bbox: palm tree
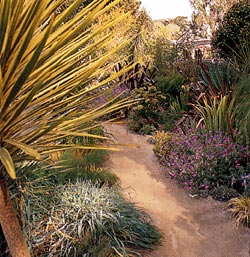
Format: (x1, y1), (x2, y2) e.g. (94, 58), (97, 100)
(0, 0), (135, 256)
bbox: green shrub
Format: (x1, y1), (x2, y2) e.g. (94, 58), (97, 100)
(156, 71), (185, 97)
(139, 124), (157, 135)
(128, 69), (190, 134)
(128, 86), (167, 132)
(54, 149), (118, 185)
(23, 181), (161, 256)
(211, 186), (239, 202)
(162, 113), (182, 131)
(62, 149), (108, 169)
(212, 0), (250, 60)
(128, 112), (145, 133)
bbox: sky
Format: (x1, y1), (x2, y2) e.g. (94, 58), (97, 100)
(140, 0), (193, 20)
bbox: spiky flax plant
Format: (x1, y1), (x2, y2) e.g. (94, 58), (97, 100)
(0, 0), (136, 256)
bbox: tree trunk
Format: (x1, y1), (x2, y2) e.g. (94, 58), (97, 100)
(0, 171), (30, 257)
(0, 224), (8, 256)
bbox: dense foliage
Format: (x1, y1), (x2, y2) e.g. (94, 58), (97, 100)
(190, 0), (237, 37)
(212, 0), (250, 60)
(23, 180), (161, 256)
(0, 0), (140, 256)
(129, 85), (167, 134)
(153, 129), (250, 200)
(2, 123), (161, 256)
(1, 0), (250, 254)
(119, 0), (250, 229)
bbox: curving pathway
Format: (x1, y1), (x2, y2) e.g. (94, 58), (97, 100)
(106, 121), (250, 257)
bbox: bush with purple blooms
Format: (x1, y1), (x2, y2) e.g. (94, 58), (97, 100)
(154, 129), (250, 199)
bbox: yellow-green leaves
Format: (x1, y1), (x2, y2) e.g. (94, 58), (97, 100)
(4, 139), (41, 160)
(0, 147), (16, 179)
(0, 0), (136, 179)
(194, 94), (235, 133)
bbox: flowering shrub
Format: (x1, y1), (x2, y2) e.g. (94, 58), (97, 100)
(92, 83), (130, 108)
(154, 128), (250, 198)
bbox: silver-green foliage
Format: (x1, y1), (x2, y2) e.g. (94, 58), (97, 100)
(23, 181), (161, 256)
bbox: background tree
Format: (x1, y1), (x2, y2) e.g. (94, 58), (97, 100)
(126, 8), (154, 63)
(88, 0), (153, 65)
(151, 20), (173, 74)
(211, 0), (250, 66)
(190, 0), (238, 37)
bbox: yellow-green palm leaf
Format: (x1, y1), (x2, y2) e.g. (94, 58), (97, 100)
(0, 0), (136, 179)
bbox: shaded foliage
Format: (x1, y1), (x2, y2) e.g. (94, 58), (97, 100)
(212, 0), (250, 60)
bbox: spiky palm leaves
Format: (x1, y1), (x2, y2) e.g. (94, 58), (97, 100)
(0, 0), (135, 179)
(0, 0), (135, 256)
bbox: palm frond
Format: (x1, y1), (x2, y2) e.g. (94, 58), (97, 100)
(0, 0), (136, 178)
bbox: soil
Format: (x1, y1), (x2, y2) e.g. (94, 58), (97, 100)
(105, 121), (250, 257)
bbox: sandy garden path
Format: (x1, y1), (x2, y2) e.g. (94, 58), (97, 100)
(106, 121), (250, 257)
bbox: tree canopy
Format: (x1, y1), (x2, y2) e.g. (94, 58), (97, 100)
(211, 0), (250, 60)
(190, 0), (238, 37)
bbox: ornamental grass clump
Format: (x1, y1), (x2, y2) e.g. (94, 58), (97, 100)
(228, 196), (250, 227)
(23, 181), (161, 256)
(156, 128), (250, 198)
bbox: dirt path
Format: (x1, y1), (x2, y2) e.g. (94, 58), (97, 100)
(106, 121), (250, 257)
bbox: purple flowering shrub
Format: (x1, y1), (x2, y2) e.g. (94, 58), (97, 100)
(94, 84), (130, 107)
(154, 128), (250, 197)
(87, 83), (130, 119)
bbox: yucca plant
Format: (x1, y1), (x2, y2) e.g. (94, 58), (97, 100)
(0, 0), (137, 256)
